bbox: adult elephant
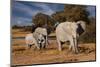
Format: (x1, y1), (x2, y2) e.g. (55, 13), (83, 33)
(56, 21), (86, 53)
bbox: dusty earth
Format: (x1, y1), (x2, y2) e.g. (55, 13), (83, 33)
(11, 29), (96, 66)
(11, 39), (96, 66)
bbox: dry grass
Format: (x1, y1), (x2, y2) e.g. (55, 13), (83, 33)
(11, 39), (96, 66)
(12, 29), (29, 38)
(11, 29), (96, 66)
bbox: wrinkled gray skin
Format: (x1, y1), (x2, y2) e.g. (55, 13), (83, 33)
(35, 27), (49, 48)
(56, 21), (86, 53)
(36, 34), (46, 49)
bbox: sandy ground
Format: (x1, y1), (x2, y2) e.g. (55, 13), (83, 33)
(11, 39), (96, 66)
(11, 29), (96, 66)
(12, 29), (29, 38)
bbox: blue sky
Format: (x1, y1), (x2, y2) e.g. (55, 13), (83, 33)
(11, 1), (96, 26)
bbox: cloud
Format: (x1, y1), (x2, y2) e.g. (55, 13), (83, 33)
(32, 3), (55, 15)
(12, 1), (35, 17)
(12, 1), (95, 26)
(13, 1), (56, 17)
(12, 1), (58, 26)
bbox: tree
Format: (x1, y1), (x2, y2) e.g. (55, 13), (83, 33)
(52, 11), (66, 22)
(32, 13), (47, 27)
(32, 13), (55, 32)
(52, 4), (89, 24)
(64, 5), (89, 22)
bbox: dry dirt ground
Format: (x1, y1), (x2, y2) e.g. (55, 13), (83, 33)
(11, 29), (96, 66)
(11, 39), (96, 66)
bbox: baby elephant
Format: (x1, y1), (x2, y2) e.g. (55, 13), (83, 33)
(25, 32), (46, 50)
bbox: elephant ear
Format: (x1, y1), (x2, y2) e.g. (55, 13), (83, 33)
(76, 21), (86, 36)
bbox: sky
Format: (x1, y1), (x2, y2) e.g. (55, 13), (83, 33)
(11, 1), (96, 26)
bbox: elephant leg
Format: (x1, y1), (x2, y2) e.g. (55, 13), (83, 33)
(57, 38), (62, 51)
(72, 37), (79, 54)
(43, 44), (46, 48)
(35, 42), (40, 50)
(68, 44), (72, 51)
(74, 38), (79, 53)
(70, 37), (76, 53)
